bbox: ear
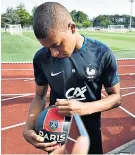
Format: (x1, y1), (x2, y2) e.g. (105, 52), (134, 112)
(68, 22), (76, 34)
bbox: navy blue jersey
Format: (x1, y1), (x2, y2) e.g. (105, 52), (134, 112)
(33, 36), (120, 131)
(33, 36), (119, 103)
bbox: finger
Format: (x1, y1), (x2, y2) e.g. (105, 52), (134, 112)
(50, 144), (65, 154)
(28, 130), (44, 142)
(45, 145), (60, 152)
(56, 99), (66, 101)
(72, 136), (89, 154)
(33, 141), (57, 149)
(56, 102), (67, 106)
(56, 102), (68, 106)
(56, 99), (69, 106)
(57, 106), (70, 110)
(44, 141), (57, 147)
(58, 110), (73, 114)
(58, 110), (72, 116)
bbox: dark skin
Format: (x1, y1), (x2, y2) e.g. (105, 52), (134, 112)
(50, 136), (89, 154)
(23, 22), (121, 152)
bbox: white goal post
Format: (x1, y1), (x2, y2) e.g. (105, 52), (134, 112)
(108, 25), (126, 32)
(5, 24), (22, 35)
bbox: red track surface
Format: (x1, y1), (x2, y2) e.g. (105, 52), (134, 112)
(1, 60), (135, 154)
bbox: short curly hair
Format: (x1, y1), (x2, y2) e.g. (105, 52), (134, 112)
(33, 2), (72, 39)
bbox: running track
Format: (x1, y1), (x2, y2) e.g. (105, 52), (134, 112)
(1, 59), (135, 154)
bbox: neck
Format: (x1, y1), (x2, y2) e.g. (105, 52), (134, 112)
(74, 32), (84, 51)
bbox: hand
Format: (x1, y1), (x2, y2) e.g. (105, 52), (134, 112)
(55, 99), (85, 116)
(50, 136), (89, 154)
(23, 129), (59, 152)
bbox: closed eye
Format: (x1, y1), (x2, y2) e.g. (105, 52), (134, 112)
(53, 44), (60, 48)
(50, 43), (60, 48)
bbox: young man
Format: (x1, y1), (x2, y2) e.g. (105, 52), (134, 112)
(23, 2), (121, 154)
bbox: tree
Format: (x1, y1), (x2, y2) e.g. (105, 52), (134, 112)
(1, 7), (20, 26)
(82, 20), (93, 27)
(76, 22), (83, 28)
(1, 15), (6, 27)
(16, 3), (32, 27)
(70, 10), (93, 28)
(93, 15), (112, 27)
(104, 14), (135, 28)
(76, 11), (89, 23)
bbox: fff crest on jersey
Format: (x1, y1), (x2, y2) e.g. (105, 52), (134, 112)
(49, 120), (59, 130)
(86, 65), (97, 80)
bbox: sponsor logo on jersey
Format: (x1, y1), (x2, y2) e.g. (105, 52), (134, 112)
(51, 71), (63, 76)
(65, 86), (87, 100)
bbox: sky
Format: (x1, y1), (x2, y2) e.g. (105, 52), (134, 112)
(1, 0), (135, 19)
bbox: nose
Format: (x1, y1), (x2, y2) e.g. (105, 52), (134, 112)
(50, 48), (59, 57)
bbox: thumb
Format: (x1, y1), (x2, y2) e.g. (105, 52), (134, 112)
(56, 99), (65, 101)
(50, 144), (65, 154)
(29, 130), (44, 142)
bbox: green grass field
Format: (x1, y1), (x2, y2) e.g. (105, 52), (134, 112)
(1, 31), (135, 62)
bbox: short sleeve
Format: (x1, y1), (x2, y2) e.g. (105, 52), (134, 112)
(101, 49), (120, 88)
(33, 56), (48, 86)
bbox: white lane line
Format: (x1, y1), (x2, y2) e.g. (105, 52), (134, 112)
(101, 93), (135, 118)
(1, 78), (34, 80)
(119, 73), (135, 75)
(1, 122), (26, 131)
(1, 73), (135, 81)
(102, 92), (135, 98)
(1, 92), (135, 131)
(24, 79), (34, 82)
(1, 66), (134, 70)
(2, 69), (33, 71)
(102, 86), (135, 91)
(122, 91), (135, 97)
(2, 65), (130, 70)
(1, 92), (50, 97)
(1, 94), (34, 102)
(2, 58), (135, 64)
(119, 106), (135, 118)
(1, 93), (34, 96)
(118, 65), (135, 67)
(129, 73), (135, 75)
(120, 86), (135, 90)
(67, 137), (76, 142)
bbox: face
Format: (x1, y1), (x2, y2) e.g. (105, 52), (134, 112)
(39, 25), (76, 58)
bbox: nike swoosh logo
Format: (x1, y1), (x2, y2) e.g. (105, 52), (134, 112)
(51, 71), (63, 76)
